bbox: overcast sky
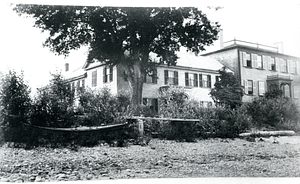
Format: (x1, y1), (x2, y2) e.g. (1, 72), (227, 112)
(1, 1), (300, 95)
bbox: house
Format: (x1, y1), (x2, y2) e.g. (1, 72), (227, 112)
(63, 51), (226, 110)
(201, 39), (300, 103)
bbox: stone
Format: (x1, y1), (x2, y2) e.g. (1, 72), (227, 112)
(57, 174), (67, 181)
(0, 178), (10, 182)
(100, 170), (108, 175)
(157, 160), (164, 165)
(29, 176), (36, 182)
(86, 174), (93, 180)
(35, 176), (44, 182)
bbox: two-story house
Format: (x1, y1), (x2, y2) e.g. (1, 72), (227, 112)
(63, 51), (225, 110)
(201, 39), (300, 103)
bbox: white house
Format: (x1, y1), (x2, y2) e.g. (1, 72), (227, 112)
(63, 51), (226, 110)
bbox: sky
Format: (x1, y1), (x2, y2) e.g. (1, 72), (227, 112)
(1, 0), (300, 95)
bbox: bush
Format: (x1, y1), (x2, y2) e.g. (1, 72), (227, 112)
(30, 73), (75, 128)
(246, 96), (300, 131)
(78, 87), (132, 126)
(0, 70), (31, 145)
(158, 86), (190, 118)
(156, 86), (251, 140)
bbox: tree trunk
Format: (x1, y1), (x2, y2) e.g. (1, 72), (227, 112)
(126, 61), (146, 106)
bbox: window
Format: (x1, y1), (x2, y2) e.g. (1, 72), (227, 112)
(185, 72), (197, 87)
(289, 60), (297, 74)
(76, 80), (80, 90)
(275, 58), (281, 71)
(258, 81), (265, 96)
(268, 57), (276, 71)
(257, 55), (263, 69)
(282, 84), (290, 97)
(244, 80), (253, 95)
(164, 70), (178, 85)
(252, 54), (263, 69)
(92, 70), (97, 87)
(72, 82), (75, 91)
(281, 59), (288, 73)
(193, 73), (198, 87)
(103, 66), (113, 83)
(241, 52), (253, 68)
(146, 69), (157, 84)
(199, 74), (211, 88)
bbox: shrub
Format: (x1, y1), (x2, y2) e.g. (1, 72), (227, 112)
(158, 85), (189, 118)
(78, 87), (132, 126)
(156, 85), (251, 140)
(0, 70), (31, 145)
(246, 96), (300, 131)
(30, 73), (75, 128)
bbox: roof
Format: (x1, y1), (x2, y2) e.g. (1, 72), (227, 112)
(202, 44), (300, 60)
(64, 66), (86, 82)
(82, 59), (105, 70)
(64, 49), (225, 81)
(175, 51), (224, 71)
(149, 50), (224, 71)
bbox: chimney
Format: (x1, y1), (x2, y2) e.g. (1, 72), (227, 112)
(219, 29), (224, 49)
(273, 42), (284, 54)
(65, 63), (69, 72)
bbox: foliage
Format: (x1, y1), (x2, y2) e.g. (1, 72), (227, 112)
(14, 5), (220, 105)
(78, 87), (132, 126)
(210, 67), (243, 109)
(246, 96), (300, 130)
(156, 86), (251, 140)
(30, 73), (75, 128)
(0, 70), (31, 144)
(264, 89), (283, 99)
(201, 105), (252, 138)
(158, 86), (189, 118)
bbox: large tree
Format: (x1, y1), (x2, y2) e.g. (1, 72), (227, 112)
(14, 5), (220, 105)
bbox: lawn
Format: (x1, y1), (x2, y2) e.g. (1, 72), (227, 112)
(1, 136), (300, 182)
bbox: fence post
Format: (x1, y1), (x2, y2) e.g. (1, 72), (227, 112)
(137, 119), (144, 137)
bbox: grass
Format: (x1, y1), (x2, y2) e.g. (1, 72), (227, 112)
(1, 137), (300, 182)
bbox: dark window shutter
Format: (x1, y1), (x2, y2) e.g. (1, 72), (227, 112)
(174, 71), (178, 85)
(109, 66), (113, 82)
(153, 98), (158, 112)
(194, 73), (198, 87)
(82, 79), (85, 90)
(103, 68), (107, 83)
(199, 74), (203, 87)
(185, 72), (189, 86)
(207, 75), (211, 88)
(153, 69), (157, 84)
(164, 70), (168, 85)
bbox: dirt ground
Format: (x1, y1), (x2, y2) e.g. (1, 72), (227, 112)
(0, 136), (300, 182)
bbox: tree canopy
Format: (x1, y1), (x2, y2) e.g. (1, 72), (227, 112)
(210, 67), (244, 109)
(14, 5), (220, 105)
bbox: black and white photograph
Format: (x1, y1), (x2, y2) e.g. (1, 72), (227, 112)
(1, 1), (300, 184)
